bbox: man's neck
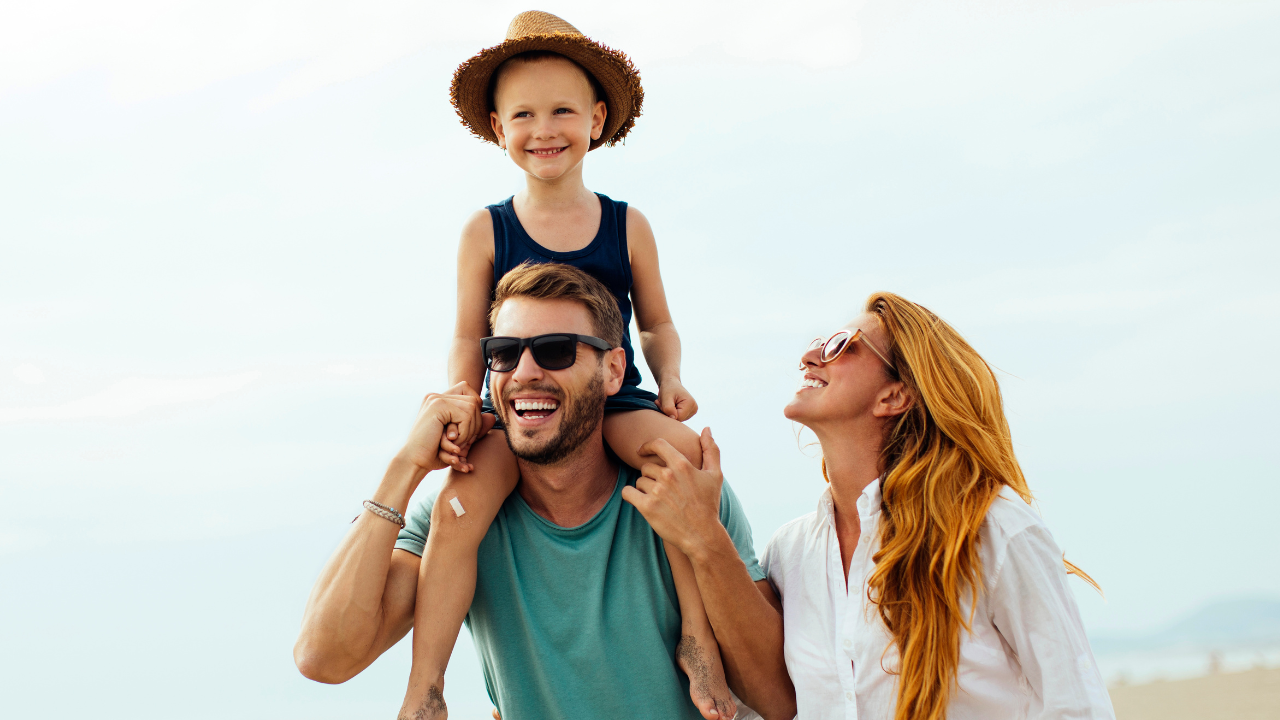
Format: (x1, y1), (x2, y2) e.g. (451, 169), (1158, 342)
(515, 431), (619, 528)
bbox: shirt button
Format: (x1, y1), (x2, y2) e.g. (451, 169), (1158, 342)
(843, 639), (852, 649)
(846, 691), (854, 701)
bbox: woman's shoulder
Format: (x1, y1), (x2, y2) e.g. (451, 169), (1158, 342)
(980, 485), (1064, 588)
(761, 509), (824, 576)
(983, 484), (1046, 539)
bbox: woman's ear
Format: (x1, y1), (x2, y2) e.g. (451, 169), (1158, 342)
(590, 99), (607, 140)
(490, 111), (506, 148)
(874, 382), (913, 419)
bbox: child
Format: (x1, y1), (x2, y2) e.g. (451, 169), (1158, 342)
(398, 10), (736, 720)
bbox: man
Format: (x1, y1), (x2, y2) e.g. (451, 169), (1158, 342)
(294, 263), (795, 720)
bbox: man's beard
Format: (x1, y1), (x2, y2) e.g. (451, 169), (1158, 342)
(497, 371), (607, 466)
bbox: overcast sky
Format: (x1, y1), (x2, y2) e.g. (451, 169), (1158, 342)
(2, 1), (1278, 718)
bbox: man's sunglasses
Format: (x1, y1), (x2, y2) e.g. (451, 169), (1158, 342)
(801, 328), (895, 371)
(481, 334), (613, 373)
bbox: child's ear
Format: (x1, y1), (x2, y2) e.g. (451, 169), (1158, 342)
(490, 111), (506, 148)
(590, 100), (607, 141)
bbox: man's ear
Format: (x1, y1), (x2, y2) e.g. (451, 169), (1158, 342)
(873, 381), (913, 419)
(590, 99), (607, 141)
(490, 111), (506, 148)
(603, 347), (626, 396)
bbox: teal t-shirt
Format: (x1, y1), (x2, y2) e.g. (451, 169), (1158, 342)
(395, 464), (765, 720)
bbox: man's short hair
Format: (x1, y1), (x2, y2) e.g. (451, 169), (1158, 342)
(489, 262), (625, 348)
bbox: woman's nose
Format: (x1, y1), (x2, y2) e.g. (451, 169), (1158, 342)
(798, 345), (823, 371)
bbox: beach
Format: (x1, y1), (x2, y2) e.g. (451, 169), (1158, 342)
(1109, 667), (1280, 720)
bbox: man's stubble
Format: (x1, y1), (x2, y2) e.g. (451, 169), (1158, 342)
(497, 367), (607, 466)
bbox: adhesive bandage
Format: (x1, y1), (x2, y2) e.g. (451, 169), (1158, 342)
(449, 495), (466, 517)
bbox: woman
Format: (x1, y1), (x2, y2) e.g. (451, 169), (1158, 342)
(762, 292), (1114, 720)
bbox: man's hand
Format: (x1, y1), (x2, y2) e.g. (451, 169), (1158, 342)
(398, 381), (496, 474)
(658, 377), (699, 421)
(622, 427), (723, 558)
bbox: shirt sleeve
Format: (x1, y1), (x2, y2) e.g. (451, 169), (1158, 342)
(394, 491), (439, 557)
(988, 524), (1115, 720)
(718, 481), (766, 582)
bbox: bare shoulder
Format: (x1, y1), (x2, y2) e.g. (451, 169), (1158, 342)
(459, 208), (495, 258)
(625, 205), (656, 262)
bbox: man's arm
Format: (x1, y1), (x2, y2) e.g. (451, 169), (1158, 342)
(293, 386), (494, 683)
(622, 430), (796, 720)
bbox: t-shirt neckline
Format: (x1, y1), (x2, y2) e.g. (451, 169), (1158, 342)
(512, 465), (629, 536)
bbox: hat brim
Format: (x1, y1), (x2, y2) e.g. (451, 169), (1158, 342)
(451, 34), (644, 151)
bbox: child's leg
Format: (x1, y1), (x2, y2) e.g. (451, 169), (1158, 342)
(604, 411), (737, 720)
(399, 430), (519, 720)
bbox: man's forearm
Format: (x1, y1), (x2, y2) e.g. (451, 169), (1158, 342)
(689, 528), (796, 720)
(294, 456), (426, 683)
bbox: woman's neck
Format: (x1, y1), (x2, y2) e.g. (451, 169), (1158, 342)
(811, 423), (884, 520)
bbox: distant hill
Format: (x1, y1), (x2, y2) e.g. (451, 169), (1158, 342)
(1093, 596), (1280, 655)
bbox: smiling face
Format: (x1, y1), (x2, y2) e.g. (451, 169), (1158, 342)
(489, 55), (607, 182)
(784, 313), (904, 430)
(490, 296), (626, 466)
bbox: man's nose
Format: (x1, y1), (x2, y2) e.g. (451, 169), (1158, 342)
(510, 347), (545, 384)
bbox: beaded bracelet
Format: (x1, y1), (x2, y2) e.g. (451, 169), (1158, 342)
(352, 499), (406, 528)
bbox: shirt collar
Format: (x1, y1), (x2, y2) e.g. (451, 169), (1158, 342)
(856, 477), (882, 522)
(816, 486), (835, 522)
(815, 477), (883, 525)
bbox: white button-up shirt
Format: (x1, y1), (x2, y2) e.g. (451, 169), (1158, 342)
(761, 480), (1114, 720)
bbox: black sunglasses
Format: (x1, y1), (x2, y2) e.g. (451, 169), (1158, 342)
(480, 334), (613, 372)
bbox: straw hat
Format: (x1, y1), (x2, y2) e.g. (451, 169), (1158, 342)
(450, 11), (644, 151)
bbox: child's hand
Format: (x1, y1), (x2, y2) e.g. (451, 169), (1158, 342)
(658, 378), (698, 421)
(399, 382), (494, 473)
(435, 382), (492, 472)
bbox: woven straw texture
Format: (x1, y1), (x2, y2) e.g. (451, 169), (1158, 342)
(451, 11), (643, 150)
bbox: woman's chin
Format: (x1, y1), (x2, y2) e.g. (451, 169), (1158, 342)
(783, 396), (807, 423)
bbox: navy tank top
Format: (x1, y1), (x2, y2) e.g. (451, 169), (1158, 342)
(488, 193), (644, 389)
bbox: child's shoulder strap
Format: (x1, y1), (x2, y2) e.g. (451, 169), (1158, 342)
(487, 196), (518, 284)
(594, 193), (631, 282)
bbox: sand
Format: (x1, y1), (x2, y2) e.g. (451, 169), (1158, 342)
(1109, 667), (1280, 720)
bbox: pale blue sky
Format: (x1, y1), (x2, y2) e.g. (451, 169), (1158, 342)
(2, 1), (1278, 717)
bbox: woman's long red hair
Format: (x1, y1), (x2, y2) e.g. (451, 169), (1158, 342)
(861, 292), (1098, 720)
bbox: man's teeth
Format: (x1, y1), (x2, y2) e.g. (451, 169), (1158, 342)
(514, 399), (559, 411)
(800, 378), (827, 389)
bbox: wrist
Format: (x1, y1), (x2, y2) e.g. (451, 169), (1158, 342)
(378, 454), (431, 509)
(684, 519), (735, 568)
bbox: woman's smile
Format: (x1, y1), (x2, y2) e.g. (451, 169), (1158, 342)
(798, 373), (828, 391)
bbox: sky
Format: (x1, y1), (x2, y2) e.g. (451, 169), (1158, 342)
(2, 0), (1278, 717)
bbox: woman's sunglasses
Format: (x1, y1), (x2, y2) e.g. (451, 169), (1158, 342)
(481, 334), (613, 373)
(801, 329), (895, 371)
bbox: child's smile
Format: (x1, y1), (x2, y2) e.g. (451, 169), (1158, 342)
(526, 145), (569, 158)
(489, 56), (606, 182)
